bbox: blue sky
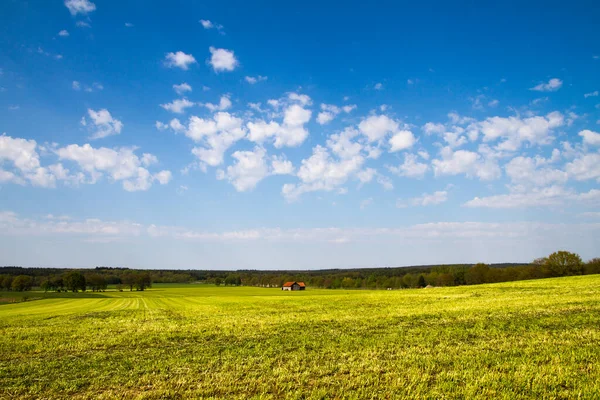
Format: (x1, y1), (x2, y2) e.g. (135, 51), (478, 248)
(1, 0), (599, 269)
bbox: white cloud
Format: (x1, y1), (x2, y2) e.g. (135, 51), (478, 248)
(155, 121), (168, 131)
(164, 51), (197, 70)
(410, 191), (448, 206)
(326, 127), (362, 159)
(464, 186), (600, 208)
(505, 156), (567, 187)
(245, 76), (267, 84)
(72, 81), (81, 90)
(1, 134), (169, 191)
(200, 19), (223, 31)
(356, 168), (376, 184)
(288, 93), (312, 106)
(317, 112), (335, 125)
(57, 143), (170, 191)
(218, 148), (293, 192)
(374, 83), (383, 90)
(271, 156), (294, 175)
(199, 20), (213, 29)
(565, 153), (600, 182)
(83, 109), (124, 140)
(282, 145), (364, 201)
(218, 147), (270, 191)
(186, 112), (246, 167)
(358, 115), (399, 142)
(584, 91), (598, 98)
(208, 47), (238, 72)
(0, 135), (52, 187)
(75, 21), (91, 28)
(141, 153), (158, 167)
(432, 147), (501, 181)
(422, 122), (445, 135)
(579, 130), (600, 146)
(160, 98), (195, 114)
(247, 103), (312, 148)
(488, 99), (499, 107)
(58, 30), (69, 37)
(468, 111), (564, 151)
(387, 153), (428, 178)
(342, 105), (357, 113)
(389, 130), (416, 152)
(124, 22), (134, 28)
(173, 83), (192, 95)
(530, 78), (563, 92)
(64, 0), (96, 16)
(201, 95), (232, 112)
(153, 170), (172, 185)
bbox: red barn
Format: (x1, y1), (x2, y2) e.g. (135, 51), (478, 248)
(282, 281), (306, 291)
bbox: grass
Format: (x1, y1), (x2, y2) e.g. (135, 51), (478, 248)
(1, 276), (599, 399)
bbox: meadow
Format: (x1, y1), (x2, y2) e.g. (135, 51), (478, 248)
(1, 276), (599, 399)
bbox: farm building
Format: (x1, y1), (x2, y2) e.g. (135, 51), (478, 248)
(282, 281), (306, 291)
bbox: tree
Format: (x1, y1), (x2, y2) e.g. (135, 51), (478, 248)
(86, 274), (107, 292)
(134, 272), (152, 291)
(585, 258), (600, 275)
(465, 263), (490, 285)
(214, 277), (222, 286)
(2, 275), (13, 291)
(417, 275), (426, 288)
(11, 275), (32, 292)
(63, 271), (86, 292)
(122, 273), (135, 291)
(542, 251), (584, 277)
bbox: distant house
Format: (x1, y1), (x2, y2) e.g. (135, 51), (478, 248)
(282, 281), (306, 291)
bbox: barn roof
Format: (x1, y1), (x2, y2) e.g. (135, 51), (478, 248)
(282, 281), (306, 287)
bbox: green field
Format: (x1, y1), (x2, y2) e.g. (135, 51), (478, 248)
(1, 276), (599, 399)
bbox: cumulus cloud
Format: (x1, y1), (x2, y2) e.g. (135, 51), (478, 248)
(358, 115), (399, 142)
(530, 78), (563, 92)
(58, 30), (69, 37)
(184, 112), (246, 167)
(398, 191), (448, 207)
(467, 111), (564, 151)
(245, 76), (267, 84)
(164, 51), (197, 70)
(584, 91), (598, 98)
(0, 134), (169, 191)
(216, 148), (294, 192)
(199, 19), (223, 32)
(247, 100), (312, 148)
(82, 109), (124, 140)
(282, 145), (364, 201)
(160, 98), (195, 114)
(505, 156), (567, 187)
(579, 130), (600, 146)
(173, 83), (192, 95)
(387, 153), (428, 178)
(389, 130), (416, 152)
(464, 186), (600, 208)
(56, 143), (170, 191)
(64, 0), (96, 15)
(208, 47), (238, 72)
(565, 153), (600, 182)
(201, 95), (232, 112)
(432, 146), (501, 181)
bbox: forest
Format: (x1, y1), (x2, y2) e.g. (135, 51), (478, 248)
(1, 251), (599, 292)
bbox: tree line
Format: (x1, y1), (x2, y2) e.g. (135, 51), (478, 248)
(1, 270), (152, 292)
(1, 251), (599, 292)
